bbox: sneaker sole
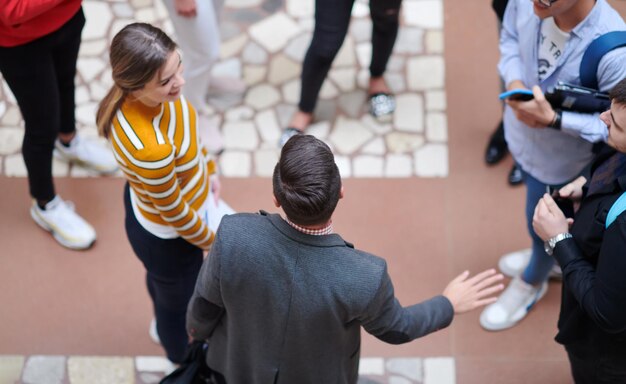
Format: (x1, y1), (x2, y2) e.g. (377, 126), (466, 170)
(498, 255), (562, 281)
(53, 148), (118, 175)
(480, 281), (549, 332)
(30, 206), (95, 250)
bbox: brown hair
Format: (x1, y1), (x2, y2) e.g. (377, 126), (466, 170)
(610, 77), (626, 106)
(273, 135), (342, 226)
(96, 23), (177, 138)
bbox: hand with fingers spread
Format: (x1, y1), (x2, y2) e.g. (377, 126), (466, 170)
(507, 85), (556, 128)
(533, 193), (574, 242)
(442, 269), (504, 314)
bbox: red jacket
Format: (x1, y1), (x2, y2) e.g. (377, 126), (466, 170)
(0, 0), (82, 47)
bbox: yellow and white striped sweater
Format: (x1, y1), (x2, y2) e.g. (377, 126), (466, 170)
(110, 96), (216, 250)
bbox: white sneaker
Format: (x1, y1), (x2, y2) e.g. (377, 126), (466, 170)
(30, 196), (96, 250)
(149, 318), (161, 345)
(54, 134), (118, 174)
(479, 276), (548, 331)
(498, 249), (562, 280)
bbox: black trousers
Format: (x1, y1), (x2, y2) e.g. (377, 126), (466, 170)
(566, 341), (626, 384)
(298, 0), (402, 113)
(124, 184), (203, 363)
(0, 9), (84, 202)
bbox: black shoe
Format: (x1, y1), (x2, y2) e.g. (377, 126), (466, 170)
(508, 164), (523, 186)
(485, 121), (508, 165)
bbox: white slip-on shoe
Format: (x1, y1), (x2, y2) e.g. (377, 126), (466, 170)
(30, 196), (96, 250)
(479, 276), (548, 331)
(498, 248), (562, 280)
(54, 134), (118, 174)
(149, 318), (161, 345)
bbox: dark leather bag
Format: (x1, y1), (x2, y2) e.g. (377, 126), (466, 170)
(160, 341), (219, 384)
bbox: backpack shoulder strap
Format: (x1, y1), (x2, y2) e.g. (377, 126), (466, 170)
(580, 31), (626, 90)
(606, 191), (626, 229)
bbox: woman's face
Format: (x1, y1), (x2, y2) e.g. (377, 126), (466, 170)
(133, 51), (185, 107)
(601, 102), (626, 153)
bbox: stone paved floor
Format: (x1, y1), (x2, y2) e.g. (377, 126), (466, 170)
(0, 0), (447, 178)
(0, 355), (455, 384)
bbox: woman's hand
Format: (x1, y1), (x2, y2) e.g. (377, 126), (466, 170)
(175, 0), (197, 17)
(442, 269), (504, 314)
(533, 193), (574, 241)
(506, 85), (556, 128)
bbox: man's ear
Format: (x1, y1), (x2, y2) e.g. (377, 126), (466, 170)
(272, 194), (281, 208)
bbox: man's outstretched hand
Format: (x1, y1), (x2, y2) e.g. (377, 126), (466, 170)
(443, 269), (504, 314)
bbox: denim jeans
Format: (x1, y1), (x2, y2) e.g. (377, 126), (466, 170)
(123, 184), (203, 363)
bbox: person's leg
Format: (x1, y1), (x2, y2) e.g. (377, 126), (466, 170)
(163, 0), (221, 110)
(521, 172), (556, 285)
(368, 0), (401, 85)
(0, 39), (59, 203)
(124, 185), (203, 363)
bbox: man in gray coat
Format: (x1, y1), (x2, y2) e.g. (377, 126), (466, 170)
(187, 135), (503, 384)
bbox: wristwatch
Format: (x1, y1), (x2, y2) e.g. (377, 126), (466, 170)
(544, 233), (572, 255)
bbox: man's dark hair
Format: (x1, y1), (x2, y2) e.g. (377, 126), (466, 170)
(273, 135), (342, 226)
(610, 77), (626, 104)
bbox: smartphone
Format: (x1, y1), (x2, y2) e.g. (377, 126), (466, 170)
(547, 186), (575, 218)
(499, 89), (534, 101)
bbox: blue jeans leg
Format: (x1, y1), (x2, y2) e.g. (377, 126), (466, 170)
(520, 171), (556, 285)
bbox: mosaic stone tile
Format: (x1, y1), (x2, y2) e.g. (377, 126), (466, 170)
(219, 150), (252, 177)
(385, 154), (413, 177)
(249, 13), (301, 53)
(130, 0), (152, 8)
(67, 356), (134, 384)
(403, 0), (444, 29)
(254, 149), (279, 176)
(262, 0), (283, 13)
(2, 81), (16, 103)
(425, 90), (447, 111)
(361, 115), (392, 135)
(387, 358), (423, 382)
(242, 41), (269, 65)
(350, 18), (372, 43)
(223, 121), (259, 150)
(255, 109), (281, 142)
(0, 356), (24, 384)
(227, 0), (263, 8)
(225, 106), (255, 121)
(307, 121), (331, 139)
(356, 42), (372, 68)
(90, 81), (110, 100)
(281, 79), (301, 105)
(243, 65), (267, 86)
(0, 127), (24, 155)
(135, 7), (158, 23)
(5, 153), (28, 177)
(386, 73), (406, 94)
(319, 81), (339, 99)
(135, 356), (175, 373)
(112, 2), (135, 18)
(79, 40), (108, 56)
(359, 357), (385, 375)
(351, 1), (370, 18)
(362, 137), (386, 155)
(297, 18), (315, 32)
(423, 357), (455, 384)
(313, 100), (338, 124)
(394, 94), (424, 132)
(77, 58), (106, 82)
(221, 35), (249, 59)
(208, 92), (244, 111)
(414, 144), (448, 177)
(268, 55), (301, 85)
(425, 30), (445, 54)
(338, 90), (367, 118)
(353, 155), (384, 177)
(220, 21), (242, 41)
(426, 112), (448, 142)
(388, 376), (412, 384)
(386, 132), (425, 154)
(82, 2), (113, 40)
(284, 33), (311, 63)
(231, 8), (266, 24)
(286, 0), (314, 18)
(76, 86), (90, 105)
(52, 158), (71, 177)
(386, 56), (405, 73)
(329, 117), (373, 154)
(329, 68), (357, 92)
(356, 68), (370, 89)
(333, 37), (356, 68)
(211, 58), (243, 79)
(245, 84), (281, 110)
(334, 155), (352, 178)
(407, 57), (445, 91)
(395, 28), (424, 54)
(111, 19), (137, 38)
(75, 103), (98, 126)
(22, 355), (66, 384)
(138, 372), (162, 384)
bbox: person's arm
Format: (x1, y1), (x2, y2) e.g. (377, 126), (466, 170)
(560, 48), (626, 143)
(553, 220), (626, 333)
(498, 0), (524, 89)
(360, 265), (502, 344)
(187, 231), (225, 340)
(0, 0), (66, 25)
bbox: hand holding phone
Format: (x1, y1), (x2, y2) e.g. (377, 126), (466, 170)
(499, 89), (534, 101)
(547, 186), (575, 218)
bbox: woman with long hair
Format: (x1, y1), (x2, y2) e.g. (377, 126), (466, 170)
(97, 22), (220, 363)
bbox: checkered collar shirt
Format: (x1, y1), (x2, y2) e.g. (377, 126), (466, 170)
(285, 217), (333, 236)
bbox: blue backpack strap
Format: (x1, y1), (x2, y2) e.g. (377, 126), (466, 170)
(580, 31), (626, 90)
(606, 191), (626, 228)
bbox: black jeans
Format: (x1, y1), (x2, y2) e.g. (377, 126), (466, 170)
(298, 0), (402, 113)
(566, 341), (626, 384)
(124, 184), (203, 363)
(0, 9), (84, 202)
